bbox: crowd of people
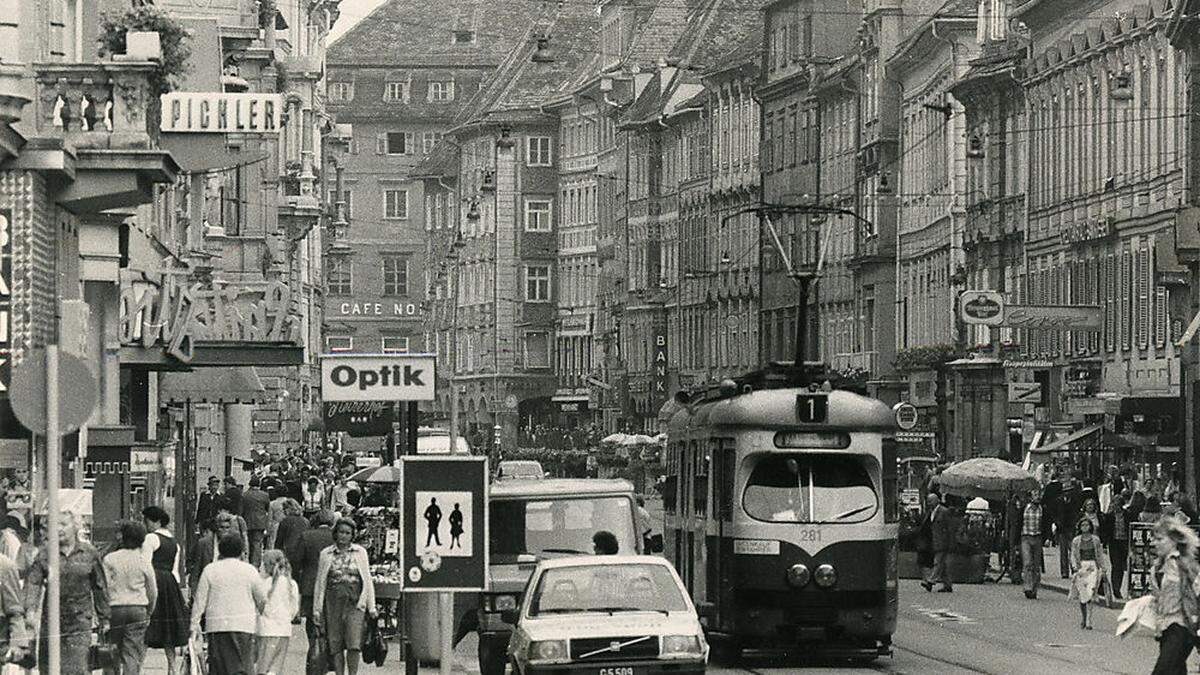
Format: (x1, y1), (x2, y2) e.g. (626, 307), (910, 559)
(915, 460), (1200, 674)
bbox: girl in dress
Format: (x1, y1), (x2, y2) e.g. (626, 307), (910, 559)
(256, 550), (300, 675)
(141, 506), (189, 675)
(1069, 516), (1108, 630)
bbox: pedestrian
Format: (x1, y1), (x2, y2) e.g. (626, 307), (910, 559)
(140, 506), (188, 675)
(221, 476), (245, 516)
(1021, 490), (1044, 599)
(636, 497), (654, 552)
(0, 516), (20, 563)
(1109, 492), (1131, 600)
(1068, 517), (1107, 630)
(301, 477), (325, 520)
(103, 520), (158, 675)
(1149, 516), (1200, 675)
(276, 499), (309, 567)
(188, 511), (242, 591)
(1058, 475), (1083, 578)
(256, 550), (300, 675)
(195, 476), (223, 534)
(241, 476), (271, 567)
(1005, 491), (1025, 584)
(190, 533), (265, 675)
(313, 518), (376, 675)
(25, 510), (109, 675)
(928, 494), (954, 593)
(291, 509), (334, 671)
(917, 493), (937, 592)
(0, 540), (27, 670)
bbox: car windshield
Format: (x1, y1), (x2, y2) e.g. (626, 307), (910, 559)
(490, 496), (637, 562)
(529, 563), (689, 616)
(743, 453), (878, 524)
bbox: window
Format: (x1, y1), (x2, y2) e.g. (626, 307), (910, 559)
(526, 136), (552, 166)
(381, 336), (409, 354)
(378, 132), (412, 155)
(327, 257), (352, 295)
(382, 255), (409, 296)
(422, 131), (442, 154)
(384, 81), (409, 102)
(452, 30), (475, 44)
(326, 336), (353, 352)
(524, 199), (552, 232)
(428, 81), (454, 102)
(384, 189), (409, 219)
(524, 331), (550, 368)
(327, 189), (352, 218)
(743, 453), (878, 524)
(328, 82), (353, 102)
(525, 265), (550, 302)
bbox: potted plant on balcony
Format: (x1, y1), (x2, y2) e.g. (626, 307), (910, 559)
(97, 5), (192, 98)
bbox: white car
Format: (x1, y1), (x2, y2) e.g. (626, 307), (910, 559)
(506, 555), (708, 675)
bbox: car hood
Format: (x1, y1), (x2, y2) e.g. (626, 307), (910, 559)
(519, 612), (701, 641)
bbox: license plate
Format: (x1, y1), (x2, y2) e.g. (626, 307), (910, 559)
(596, 668), (639, 675)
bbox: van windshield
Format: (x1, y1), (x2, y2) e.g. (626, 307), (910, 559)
(742, 453), (878, 524)
(490, 497), (637, 561)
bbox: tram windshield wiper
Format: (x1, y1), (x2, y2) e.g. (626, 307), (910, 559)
(833, 505), (873, 520)
(539, 547), (589, 554)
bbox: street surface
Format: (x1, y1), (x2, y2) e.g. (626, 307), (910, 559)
(140, 579), (1173, 674)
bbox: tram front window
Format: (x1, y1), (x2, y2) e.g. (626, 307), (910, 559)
(743, 453), (879, 524)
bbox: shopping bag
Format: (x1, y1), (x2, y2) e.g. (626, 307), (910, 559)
(307, 627), (334, 674)
(87, 630), (117, 671)
(361, 617), (388, 667)
(188, 634), (208, 675)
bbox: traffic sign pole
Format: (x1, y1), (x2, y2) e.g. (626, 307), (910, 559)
(45, 346), (61, 675)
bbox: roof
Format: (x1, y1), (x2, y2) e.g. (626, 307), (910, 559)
(702, 22), (764, 78)
(536, 555), (675, 570)
(671, 0), (764, 72)
(410, 140), (460, 179)
(489, 478), (636, 499)
(453, 2), (601, 129)
(328, 0), (537, 67)
(888, 0), (979, 70)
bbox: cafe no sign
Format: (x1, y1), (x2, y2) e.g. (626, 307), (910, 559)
(119, 274), (300, 363)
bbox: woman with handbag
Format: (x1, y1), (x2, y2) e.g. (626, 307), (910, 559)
(312, 519), (376, 675)
(1149, 516), (1200, 675)
(256, 550), (299, 675)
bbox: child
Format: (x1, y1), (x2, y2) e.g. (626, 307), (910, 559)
(257, 549), (301, 675)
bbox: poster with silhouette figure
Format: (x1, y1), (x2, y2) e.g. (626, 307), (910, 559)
(415, 491), (473, 558)
(399, 456), (488, 591)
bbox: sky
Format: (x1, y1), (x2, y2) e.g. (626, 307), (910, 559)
(330, 0), (388, 43)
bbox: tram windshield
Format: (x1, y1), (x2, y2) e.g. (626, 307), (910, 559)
(743, 453), (879, 524)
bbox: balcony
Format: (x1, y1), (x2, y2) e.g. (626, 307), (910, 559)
(832, 351), (878, 375)
(26, 60), (178, 212)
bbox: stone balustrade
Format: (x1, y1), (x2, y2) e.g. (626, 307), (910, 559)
(32, 60), (160, 150)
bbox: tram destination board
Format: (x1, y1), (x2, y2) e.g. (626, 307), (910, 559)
(796, 393), (828, 423)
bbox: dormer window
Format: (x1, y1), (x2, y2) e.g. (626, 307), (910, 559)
(453, 31), (475, 44)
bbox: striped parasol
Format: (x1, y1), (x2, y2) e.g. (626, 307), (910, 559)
(348, 465), (403, 483)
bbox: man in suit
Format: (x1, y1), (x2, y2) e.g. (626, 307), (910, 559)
(241, 475), (271, 566)
(290, 509), (335, 674)
(220, 476), (244, 516)
(189, 512), (238, 591)
(195, 476), (222, 535)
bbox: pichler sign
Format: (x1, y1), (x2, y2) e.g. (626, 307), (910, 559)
(160, 92), (283, 133)
(320, 353), (436, 402)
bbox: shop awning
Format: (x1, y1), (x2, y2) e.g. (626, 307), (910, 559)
(1031, 424), (1102, 453)
(159, 367), (267, 404)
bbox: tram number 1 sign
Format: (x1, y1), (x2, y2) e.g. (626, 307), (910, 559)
(796, 394), (828, 424)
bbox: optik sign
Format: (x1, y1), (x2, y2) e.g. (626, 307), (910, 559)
(321, 354), (436, 402)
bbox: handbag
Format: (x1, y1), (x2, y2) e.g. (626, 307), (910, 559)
(87, 629), (117, 671)
(361, 616), (388, 667)
(307, 626), (335, 674)
(187, 634), (208, 675)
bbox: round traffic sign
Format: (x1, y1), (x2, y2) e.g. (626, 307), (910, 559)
(893, 402), (919, 431)
(10, 349), (98, 436)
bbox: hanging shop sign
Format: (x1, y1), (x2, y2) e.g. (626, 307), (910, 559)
(999, 304), (1103, 330)
(161, 92), (283, 133)
(320, 354), (436, 402)
(119, 275), (300, 363)
(960, 290), (1004, 326)
(323, 401), (394, 437)
(0, 209), (10, 403)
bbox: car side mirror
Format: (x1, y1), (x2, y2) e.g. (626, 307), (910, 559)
(696, 602), (716, 620)
(647, 534), (664, 554)
(500, 608), (519, 625)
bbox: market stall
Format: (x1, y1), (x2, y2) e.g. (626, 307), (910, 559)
(348, 467), (404, 640)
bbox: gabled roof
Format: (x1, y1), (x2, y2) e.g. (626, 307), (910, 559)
(410, 139), (461, 179)
(668, 0), (764, 71)
(328, 0), (536, 67)
(703, 22), (764, 78)
(452, 3), (601, 130)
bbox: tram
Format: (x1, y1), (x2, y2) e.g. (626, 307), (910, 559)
(663, 365), (900, 660)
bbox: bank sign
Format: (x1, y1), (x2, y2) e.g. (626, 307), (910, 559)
(321, 353), (436, 402)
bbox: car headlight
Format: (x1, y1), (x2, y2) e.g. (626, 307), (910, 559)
(661, 634), (704, 656)
(814, 563), (837, 588)
(491, 594), (518, 611)
(528, 640), (568, 663)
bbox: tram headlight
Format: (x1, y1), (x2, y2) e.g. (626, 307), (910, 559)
(786, 563), (811, 588)
(814, 564), (837, 588)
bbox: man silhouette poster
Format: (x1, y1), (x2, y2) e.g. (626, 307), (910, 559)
(416, 491), (473, 557)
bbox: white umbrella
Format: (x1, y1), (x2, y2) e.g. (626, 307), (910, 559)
(601, 433), (629, 444)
